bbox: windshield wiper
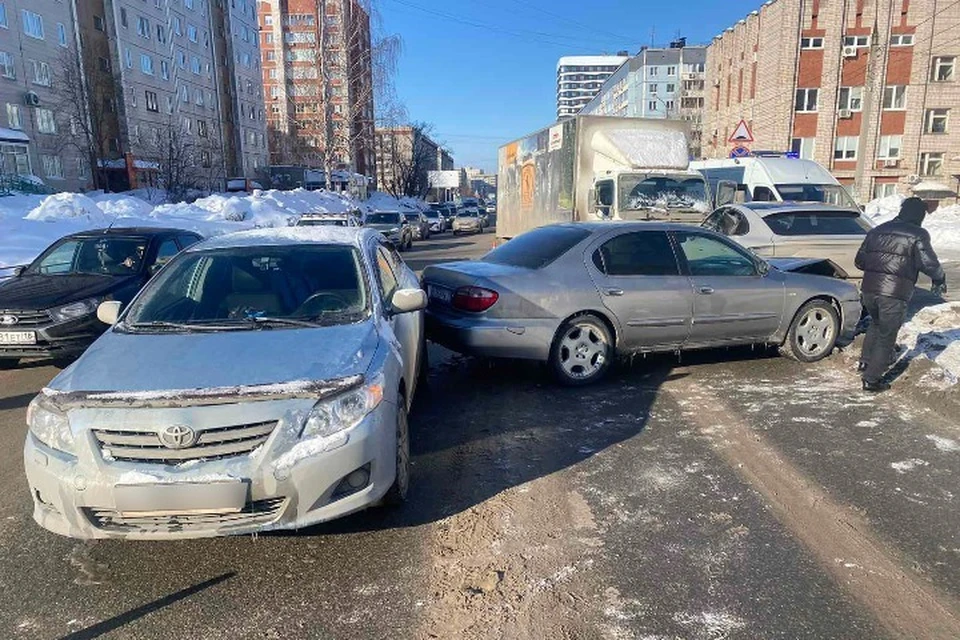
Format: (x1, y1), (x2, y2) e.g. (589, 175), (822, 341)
(124, 320), (241, 332)
(242, 316), (324, 328)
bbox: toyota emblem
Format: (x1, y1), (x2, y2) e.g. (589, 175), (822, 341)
(158, 424), (197, 449)
(0, 315), (18, 326)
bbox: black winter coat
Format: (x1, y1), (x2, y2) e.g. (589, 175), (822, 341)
(855, 219), (945, 301)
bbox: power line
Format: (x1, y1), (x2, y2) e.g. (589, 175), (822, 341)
(502, 0), (640, 45)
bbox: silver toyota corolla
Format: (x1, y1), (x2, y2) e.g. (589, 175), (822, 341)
(423, 222), (861, 385)
(24, 227), (427, 539)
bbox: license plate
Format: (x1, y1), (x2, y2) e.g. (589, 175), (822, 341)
(0, 331), (36, 345)
(115, 481), (247, 515)
(428, 285), (452, 304)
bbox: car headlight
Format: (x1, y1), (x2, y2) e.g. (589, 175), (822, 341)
(300, 373), (384, 441)
(27, 393), (76, 455)
(51, 297), (101, 323)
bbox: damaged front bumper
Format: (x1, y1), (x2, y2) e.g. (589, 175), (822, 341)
(23, 385), (398, 540)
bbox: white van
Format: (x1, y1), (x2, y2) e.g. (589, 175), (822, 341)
(691, 156), (859, 209)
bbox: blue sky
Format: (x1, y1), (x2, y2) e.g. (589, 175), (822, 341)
(377, 0), (761, 172)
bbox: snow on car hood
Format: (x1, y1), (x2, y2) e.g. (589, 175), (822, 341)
(49, 320), (379, 395)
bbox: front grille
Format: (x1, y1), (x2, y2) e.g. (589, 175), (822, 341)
(84, 498), (287, 534)
(93, 420), (278, 464)
(0, 309), (50, 327)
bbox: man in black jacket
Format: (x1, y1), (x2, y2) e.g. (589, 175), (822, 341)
(854, 197), (946, 392)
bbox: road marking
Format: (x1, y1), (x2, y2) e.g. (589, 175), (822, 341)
(668, 380), (960, 639)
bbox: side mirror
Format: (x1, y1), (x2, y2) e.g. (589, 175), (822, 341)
(13, 265), (25, 277)
(391, 288), (427, 314)
(756, 260), (770, 277)
(97, 300), (122, 325)
(716, 180), (738, 207)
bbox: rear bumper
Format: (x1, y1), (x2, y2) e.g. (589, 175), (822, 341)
(425, 309), (556, 360)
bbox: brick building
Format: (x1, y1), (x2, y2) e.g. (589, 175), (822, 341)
(705, 0), (960, 202)
(259, 0), (375, 178)
(374, 126), (442, 196)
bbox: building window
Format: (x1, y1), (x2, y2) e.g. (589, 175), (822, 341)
(37, 108), (56, 134)
(98, 56), (110, 72)
(882, 85), (906, 109)
(145, 90), (159, 112)
(137, 16), (150, 38)
(666, 83), (675, 93)
(932, 57), (955, 82)
(197, 119), (207, 137)
(0, 4), (6, 28)
(790, 137), (815, 160)
(177, 50), (186, 68)
(140, 54), (154, 75)
(795, 88), (818, 112)
(185, 0), (195, 9)
(94, 14), (105, 31)
(179, 85), (188, 103)
(666, 66), (676, 75)
(265, 33), (274, 44)
(266, 50), (276, 61)
(31, 60), (50, 86)
(187, 24), (198, 43)
(650, 83), (658, 93)
(0, 51), (14, 79)
(57, 23), (67, 46)
(157, 24), (165, 43)
(800, 37), (824, 49)
(21, 10), (43, 39)
(838, 86), (863, 111)
(6, 103), (21, 129)
(160, 60), (169, 80)
(889, 34), (913, 46)
(119, 8), (127, 28)
(194, 89), (203, 105)
(41, 155), (62, 179)
(878, 135), (902, 159)
(843, 35), (870, 48)
(647, 100), (658, 111)
(649, 67), (658, 76)
(833, 136), (858, 160)
(77, 158), (88, 179)
(173, 16), (181, 35)
(920, 152), (944, 176)
(166, 95), (174, 114)
(925, 108), (949, 133)
(191, 56), (200, 74)
(873, 182), (897, 199)
(124, 47), (132, 69)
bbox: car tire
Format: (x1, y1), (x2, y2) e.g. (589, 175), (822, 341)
(780, 299), (840, 363)
(549, 314), (613, 386)
(382, 396), (410, 506)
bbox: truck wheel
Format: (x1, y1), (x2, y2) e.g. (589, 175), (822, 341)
(549, 314), (613, 386)
(780, 300), (839, 363)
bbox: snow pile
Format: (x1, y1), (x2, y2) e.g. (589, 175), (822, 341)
(89, 192), (156, 219)
(155, 188), (360, 225)
(896, 302), (960, 386)
(863, 194), (904, 225)
(25, 192), (111, 223)
(363, 191), (426, 214)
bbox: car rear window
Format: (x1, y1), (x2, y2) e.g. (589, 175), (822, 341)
(484, 226), (591, 269)
(764, 211), (869, 236)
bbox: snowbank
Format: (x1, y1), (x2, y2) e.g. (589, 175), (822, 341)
(863, 195), (960, 257)
(363, 191), (427, 214)
(0, 188), (366, 268)
(896, 302), (960, 386)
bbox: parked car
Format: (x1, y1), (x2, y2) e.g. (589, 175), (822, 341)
(0, 228), (202, 367)
(423, 223), (861, 386)
(425, 205), (448, 233)
(296, 214), (361, 227)
(24, 227), (427, 539)
(452, 210), (482, 235)
(701, 202), (871, 278)
(403, 211), (431, 240)
(365, 211), (414, 250)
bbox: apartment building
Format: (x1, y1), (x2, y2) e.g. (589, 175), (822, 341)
(374, 126), (441, 196)
(259, 0), (375, 178)
(556, 54), (629, 119)
(580, 41), (708, 157)
(705, 0), (960, 202)
(0, 1), (87, 191)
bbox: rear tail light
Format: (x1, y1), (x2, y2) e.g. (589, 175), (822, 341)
(452, 286), (499, 312)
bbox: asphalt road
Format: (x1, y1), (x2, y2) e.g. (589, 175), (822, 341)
(1, 230), (959, 640)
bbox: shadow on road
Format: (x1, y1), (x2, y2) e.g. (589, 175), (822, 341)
(0, 392), (35, 412)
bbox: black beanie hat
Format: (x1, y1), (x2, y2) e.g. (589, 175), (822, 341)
(898, 197), (927, 225)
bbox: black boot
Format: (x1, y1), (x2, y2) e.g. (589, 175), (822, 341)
(857, 361), (867, 373)
(862, 379), (891, 393)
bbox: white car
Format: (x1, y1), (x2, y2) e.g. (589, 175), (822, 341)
(24, 227), (427, 539)
(296, 214), (360, 227)
(702, 202), (871, 278)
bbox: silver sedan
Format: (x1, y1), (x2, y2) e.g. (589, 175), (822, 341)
(423, 223), (862, 385)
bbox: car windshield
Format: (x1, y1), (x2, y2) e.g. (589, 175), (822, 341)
(764, 211), (870, 236)
(458, 211), (478, 218)
(366, 212), (400, 224)
(484, 226), (591, 269)
(774, 183), (858, 208)
(461, 199), (478, 207)
(403, 213), (420, 221)
(123, 245), (368, 330)
(300, 218), (347, 227)
(619, 175), (710, 213)
(424, 211), (439, 218)
(28, 236), (149, 276)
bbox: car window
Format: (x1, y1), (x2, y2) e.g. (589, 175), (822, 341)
(675, 232), (757, 277)
(154, 239), (180, 271)
(592, 231), (679, 276)
(484, 226), (591, 269)
(375, 246), (399, 302)
(178, 234), (202, 249)
(764, 211), (869, 236)
(34, 240), (80, 274)
(30, 236), (147, 276)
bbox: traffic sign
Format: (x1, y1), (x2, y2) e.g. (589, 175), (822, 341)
(730, 146), (750, 158)
(728, 119), (754, 144)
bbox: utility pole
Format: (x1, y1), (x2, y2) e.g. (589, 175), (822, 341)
(853, 16), (884, 203)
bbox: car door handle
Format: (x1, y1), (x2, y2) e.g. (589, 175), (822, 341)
(604, 288), (624, 297)
(698, 286), (715, 295)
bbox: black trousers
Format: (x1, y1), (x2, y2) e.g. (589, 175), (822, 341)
(861, 291), (908, 384)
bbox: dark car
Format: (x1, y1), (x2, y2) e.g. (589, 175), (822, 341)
(403, 211), (431, 241)
(0, 228), (202, 366)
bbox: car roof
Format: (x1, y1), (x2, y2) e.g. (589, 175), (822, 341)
(189, 227), (376, 251)
(735, 202), (861, 216)
(66, 227), (188, 239)
(552, 221), (703, 233)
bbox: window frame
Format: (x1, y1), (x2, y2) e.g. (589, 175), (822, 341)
(837, 86), (863, 111)
(924, 108), (949, 134)
(795, 87), (819, 112)
(932, 56), (955, 82)
(833, 136), (859, 160)
(590, 230), (682, 277)
(877, 134), (902, 160)
(672, 230), (760, 278)
(882, 85), (907, 110)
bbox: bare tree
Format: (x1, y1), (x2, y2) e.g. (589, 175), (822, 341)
(134, 116), (222, 203)
(380, 122), (436, 198)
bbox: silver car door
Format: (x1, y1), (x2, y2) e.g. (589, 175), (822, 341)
(587, 230), (693, 350)
(673, 230), (785, 345)
(374, 244), (417, 387)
